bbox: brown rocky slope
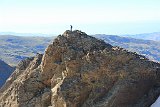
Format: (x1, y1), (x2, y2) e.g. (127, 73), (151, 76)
(0, 30), (160, 107)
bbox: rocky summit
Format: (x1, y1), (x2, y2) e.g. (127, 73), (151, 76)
(0, 30), (160, 107)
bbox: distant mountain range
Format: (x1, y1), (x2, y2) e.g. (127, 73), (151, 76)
(0, 32), (53, 37)
(1, 32), (160, 41)
(93, 34), (160, 62)
(0, 35), (53, 66)
(121, 32), (160, 41)
(0, 32), (160, 67)
(0, 59), (15, 87)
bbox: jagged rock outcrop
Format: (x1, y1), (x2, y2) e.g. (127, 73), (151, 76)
(0, 30), (160, 107)
(0, 60), (15, 87)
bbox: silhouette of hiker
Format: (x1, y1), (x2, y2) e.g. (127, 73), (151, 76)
(70, 25), (73, 31)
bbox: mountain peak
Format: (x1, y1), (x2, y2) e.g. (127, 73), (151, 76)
(62, 30), (87, 36)
(53, 30), (112, 53)
(0, 30), (160, 107)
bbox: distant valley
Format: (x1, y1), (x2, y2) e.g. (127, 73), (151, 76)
(0, 35), (53, 66)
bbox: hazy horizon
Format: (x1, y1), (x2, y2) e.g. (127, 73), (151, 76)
(0, 0), (160, 35)
(0, 30), (160, 37)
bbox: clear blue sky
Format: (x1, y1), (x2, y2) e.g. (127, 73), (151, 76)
(0, 0), (160, 35)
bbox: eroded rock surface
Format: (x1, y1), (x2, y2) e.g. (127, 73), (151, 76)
(0, 30), (160, 107)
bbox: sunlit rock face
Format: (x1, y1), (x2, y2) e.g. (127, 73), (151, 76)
(0, 30), (160, 107)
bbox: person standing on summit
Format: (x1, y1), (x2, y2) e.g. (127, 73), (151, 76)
(70, 25), (73, 31)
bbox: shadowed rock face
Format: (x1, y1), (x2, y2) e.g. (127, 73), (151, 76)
(0, 30), (160, 107)
(0, 60), (15, 87)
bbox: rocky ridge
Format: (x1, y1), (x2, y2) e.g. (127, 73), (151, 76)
(0, 30), (160, 107)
